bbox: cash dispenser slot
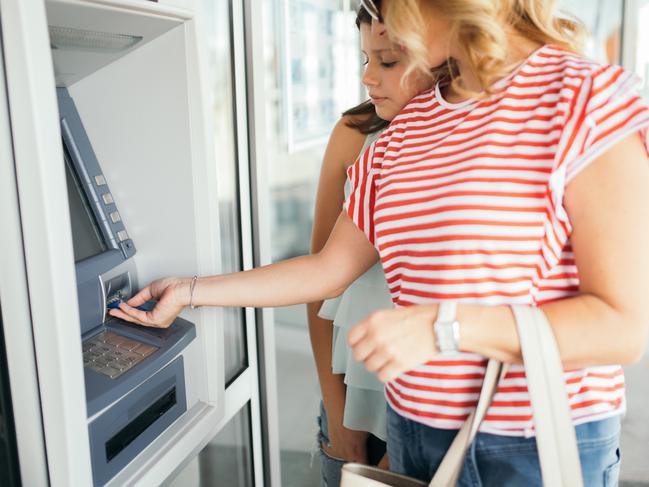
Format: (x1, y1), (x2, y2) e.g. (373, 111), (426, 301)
(106, 387), (177, 462)
(88, 357), (187, 487)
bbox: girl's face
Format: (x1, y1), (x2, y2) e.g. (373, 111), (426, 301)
(360, 23), (432, 121)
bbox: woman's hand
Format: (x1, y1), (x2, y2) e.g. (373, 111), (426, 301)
(108, 277), (190, 328)
(322, 422), (369, 464)
(347, 305), (439, 382)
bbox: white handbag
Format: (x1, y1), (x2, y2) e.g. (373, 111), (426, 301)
(341, 306), (584, 487)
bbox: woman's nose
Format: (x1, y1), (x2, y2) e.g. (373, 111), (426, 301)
(362, 62), (379, 87)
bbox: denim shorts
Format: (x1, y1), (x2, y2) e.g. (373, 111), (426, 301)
(387, 406), (621, 487)
(317, 400), (386, 487)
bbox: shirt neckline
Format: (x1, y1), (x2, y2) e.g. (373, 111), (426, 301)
(434, 44), (554, 110)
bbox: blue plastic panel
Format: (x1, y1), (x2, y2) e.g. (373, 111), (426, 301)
(88, 356), (187, 486)
(84, 314), (196, 417)
(57, 87), (136, 335)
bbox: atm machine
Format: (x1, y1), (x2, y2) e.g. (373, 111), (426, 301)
(59, 83), (199, 485)
(0, 0), (227, 485)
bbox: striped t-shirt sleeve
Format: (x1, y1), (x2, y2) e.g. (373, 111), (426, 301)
(345, 138), (379, 245)
(558, 64), (649, 182)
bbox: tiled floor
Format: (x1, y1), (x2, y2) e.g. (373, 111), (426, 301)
(275, 304), (649, 486)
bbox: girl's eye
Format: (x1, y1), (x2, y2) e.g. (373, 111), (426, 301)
(381, 61), (397, 68)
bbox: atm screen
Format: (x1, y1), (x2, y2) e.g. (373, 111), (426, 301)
(63, 141), (107, 262)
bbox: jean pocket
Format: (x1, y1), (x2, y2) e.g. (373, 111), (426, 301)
(603, 448), (621, 487)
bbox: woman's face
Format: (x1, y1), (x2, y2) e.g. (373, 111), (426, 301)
(360, 23), (432, 121)
(378, 0), (454, 70)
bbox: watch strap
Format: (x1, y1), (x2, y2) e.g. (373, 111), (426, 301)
(434, 301), (460, 354)
(437, 301), (457, 323)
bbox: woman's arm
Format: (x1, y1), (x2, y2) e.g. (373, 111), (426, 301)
(307, 118), (371, 462)
(349, 133), (649, 381)
(110, 211), (379, 328)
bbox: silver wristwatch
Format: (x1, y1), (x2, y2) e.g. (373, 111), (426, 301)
(434, 301), (460, 354)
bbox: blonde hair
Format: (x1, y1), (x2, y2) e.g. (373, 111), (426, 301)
(385, 0), (587, 97)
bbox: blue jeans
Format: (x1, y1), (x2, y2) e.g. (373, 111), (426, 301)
(317, 401), (386, 487)
(387, 406), (621, 487)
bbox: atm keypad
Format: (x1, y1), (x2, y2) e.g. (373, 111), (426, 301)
(83, 331), (159, 379)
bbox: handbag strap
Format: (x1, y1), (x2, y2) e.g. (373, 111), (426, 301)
(512, 305), (584, 487)
(428, 306), (584, 487)
(429, 359), (508, 487)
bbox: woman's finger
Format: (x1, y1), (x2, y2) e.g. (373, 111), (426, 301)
(108, 307), (150, 327)
(108, 307), (136, 323)
(117, 302), (162, 327)
(350, 332), (377, 362)
(347, 320), (369, 346)
(377, 360), (402, 383)
(126, 286), (153, 307)
(363, 349), (391, 372)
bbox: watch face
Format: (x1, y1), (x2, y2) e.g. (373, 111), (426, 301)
(435, 320), (460, 353)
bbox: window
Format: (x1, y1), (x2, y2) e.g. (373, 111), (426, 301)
(559, 0), (624, 64)
(628, 0), (649, 100)
(203, 0), (248, 384)
(259, 1), (362, 485)
(163, 404), (254, 487)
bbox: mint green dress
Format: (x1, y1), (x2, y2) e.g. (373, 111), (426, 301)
(318, 131), (393, 441)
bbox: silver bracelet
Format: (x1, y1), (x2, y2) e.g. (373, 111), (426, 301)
(189, 275), (199, 309)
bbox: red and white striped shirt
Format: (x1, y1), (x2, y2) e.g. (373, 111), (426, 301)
(346, 45), (649, 436)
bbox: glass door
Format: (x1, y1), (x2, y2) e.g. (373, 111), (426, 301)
(616, 2), (649, 484)
(248, 0), (363, 485)
(163, 0), (266, 484)
(163, 403), (255, 486)
(202, 0), (249, 388)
